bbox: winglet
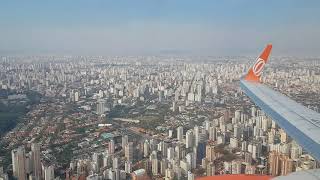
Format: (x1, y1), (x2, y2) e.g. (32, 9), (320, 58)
(245, 44), (272, 82)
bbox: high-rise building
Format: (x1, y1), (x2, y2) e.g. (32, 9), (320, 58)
(186, 130), (194, 148)
(92, 152), (103, 171)
(143, 140), (150, 158)
(230, 137), (238, 148)
(244, 152), (253, 164)
(31, 143), (41, 180)
(175, 144), (181, 160)
(269, 151), (294, 176)
(0, 173), (9, 180)
(196, 143), (206, 164)
(280, 155), (294, 176)
(131, 169), (148, 180)
(0, 166), (9, 180)
(12, 146), (26, 180)
(187, 171), (194, 180)
(122, 135), (129, 150)
(103, 154), (111, 168)
(44, 165), (54, 180)
(198, 130), (207, 144)
(97, 99), (106, 115)
(113, 157), (119, 170)
(172, 101), (177, 112)
(233, 124), (242, 139)
(194, 126), (199, 146)
(268, 131), (275, 144)
(205, 120), (211, 131)
(168, 130), (173, 138)
(177, 126), (183, 142)
(209, 127), (216, 141)
(158, 91), (164, 102)
(206, 162), (215, 176)
(167, 147), (174, 160)
(231, 160), (242, 174)
(217, 135), (225, 145)
(290, 145), (302, 160)
(234, 110), (241, 124)
(74, 91), (79, 102)
(251, 106), (257, 117)
(269, 151), (281, 176)
(151, 159), (158, 176)
(280, 129), (288, 144)
(109, 140), (115, 154)
(245, 165), (256, 175)
(165, 168), (174, 179)
(223, 109), (230, 123)
(163, 142), (169, 158)
(76, 159), (90, 177)
(125, 142), (134, 162)
(125, 161), (132, 173)
(24, 152), (32, 175)
(206, 145), (216, 162)
(160, 159), (168, 175)
(201, 158), (208, 169)
(186, 153), (196, 170)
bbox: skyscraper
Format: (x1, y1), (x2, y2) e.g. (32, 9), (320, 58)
(74, 91), (79, 102)
(12, 146), (26, 180)
(151, 158), (158, 175)
(194, 126), (199, 147)
(113, 157), (119, 170)
(269, 151), (294, 176)
(280, 155), (294, 176)
(209, 127), (216, 141)
(186, 152), (196, 170)
(269, 151), (281, 176)
(44, 165), (54, 180)
(31, 143), (41, 180)
(186, 130), (194, 149)
(125, 142), (134, 162)
(167, 147), (174, 160)
(92, 152), (103, 171)
(143, 140), (150, 158)
(97, 99), (106, 115)
(125, 161), (132, 173)
(109, 140), (115, 154)
(177, 126), (183, 142)
(234, 110), (241, 124)
(280, 129), (288, 144)
(206, 145), (216, 162)
(187, 171), (195, 180)
(122, 135), (129, 150)
(206, 162), (215, 176)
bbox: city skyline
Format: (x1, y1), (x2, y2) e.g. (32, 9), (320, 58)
(1, 48), (319, 179)
(1, 0), (320, 56)
(1, 1), (320, 180)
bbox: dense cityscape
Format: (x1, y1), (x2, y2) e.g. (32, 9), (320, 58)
(0, 56), (319, 180)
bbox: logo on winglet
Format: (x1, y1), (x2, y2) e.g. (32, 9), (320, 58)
(252, 58), (265, 76)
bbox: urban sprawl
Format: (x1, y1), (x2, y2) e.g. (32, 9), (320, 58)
(0, 56), (319, 180)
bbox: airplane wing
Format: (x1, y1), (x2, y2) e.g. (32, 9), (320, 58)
(240, 44), (320, 161)
(273, 169), (320, 180)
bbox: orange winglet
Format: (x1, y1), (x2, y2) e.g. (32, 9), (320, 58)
(245, 44), (272, 82)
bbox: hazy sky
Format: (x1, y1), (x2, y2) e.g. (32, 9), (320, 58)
(0, 0), (320, 56)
